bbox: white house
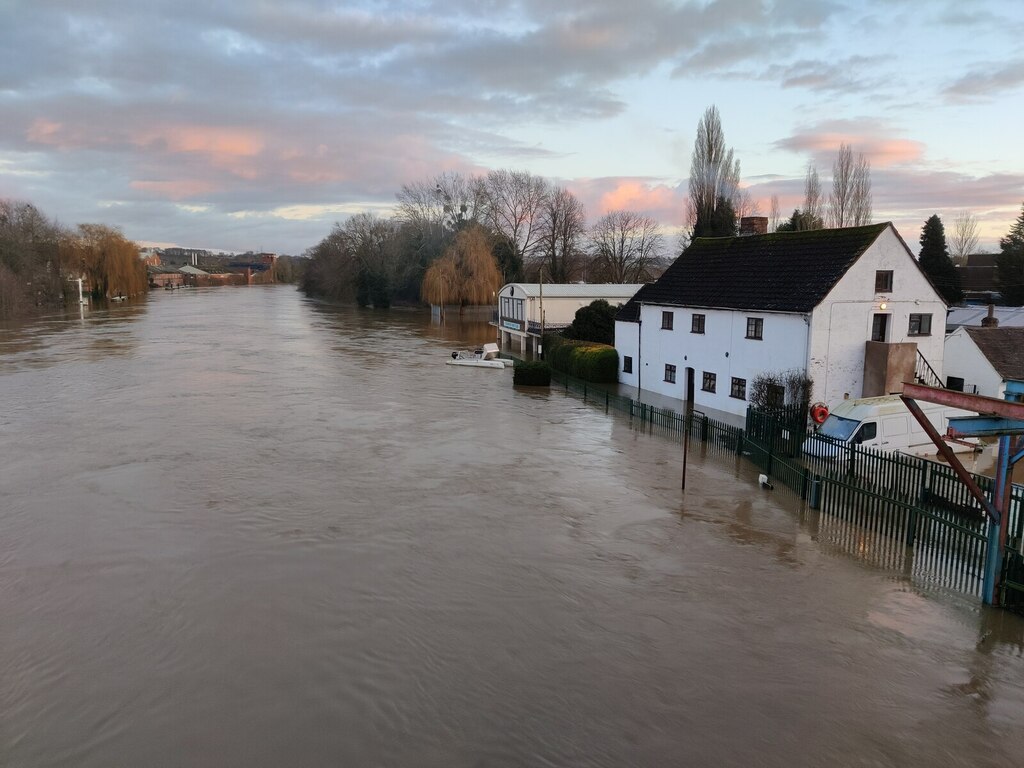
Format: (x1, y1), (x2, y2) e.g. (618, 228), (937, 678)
(496, 283), (646, 354)
(944, 326), (1024, 398)
(614, 223), (947, 419)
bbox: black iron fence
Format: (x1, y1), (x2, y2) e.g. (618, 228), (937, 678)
(548, 369), (1024, 608)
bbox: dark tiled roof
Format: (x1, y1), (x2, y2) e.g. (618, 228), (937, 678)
(964, 327), (1024, 382)
(616, 223), (890, 322)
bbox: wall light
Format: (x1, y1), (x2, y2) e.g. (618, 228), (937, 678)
(879, 302), (888, 310)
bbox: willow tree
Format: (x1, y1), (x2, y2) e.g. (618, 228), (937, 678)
(421, 225), (502, 315)
(60, 224), (146, 299)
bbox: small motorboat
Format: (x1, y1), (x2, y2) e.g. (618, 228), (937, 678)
(446, 342), (511, 369)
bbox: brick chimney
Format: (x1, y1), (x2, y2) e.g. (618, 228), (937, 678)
(981, 303), (999, 327)
(739, 216), (768, 236)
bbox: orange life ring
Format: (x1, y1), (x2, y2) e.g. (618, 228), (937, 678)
(810, 403), (829, 424)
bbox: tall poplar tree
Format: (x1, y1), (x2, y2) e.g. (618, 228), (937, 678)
(996, 203), (1024, 306)
(688, 105), (740, 238)
(918, 215), (962, 305)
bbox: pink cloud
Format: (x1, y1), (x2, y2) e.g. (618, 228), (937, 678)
(567, 177), (687, 226)
(777, 120), (925, 168)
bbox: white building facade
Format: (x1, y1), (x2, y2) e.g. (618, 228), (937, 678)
(496, 283), (645, 354)
(615, 224), (947, 419)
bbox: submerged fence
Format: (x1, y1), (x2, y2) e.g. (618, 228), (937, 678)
(548, 369), (1024, 609)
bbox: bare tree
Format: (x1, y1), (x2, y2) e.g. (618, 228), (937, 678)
(735, 190), (761, 221)
(395, 172), (487, 239)
(803, 162), (824, 228)
(538, 186), (587, 282)
(484, 169), (550, 270)
(828, 144), (872, 227)
(589, 211), (664, 283)
(769, 194), (781, 233)
(950, 210), (980, 266)
(687, 105), (740, 237)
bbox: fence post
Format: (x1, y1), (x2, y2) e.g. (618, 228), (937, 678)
(801, 468), (809, 500)
(905, 505), (918, 548)
(735, 430), (744, 456)
(605, 391), (609, 413)
(701, 415), (709, 443)
(918, 462), (930, 506)
(808, 475), (822, 509)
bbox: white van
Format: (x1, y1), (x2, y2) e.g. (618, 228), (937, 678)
(804, 395), (980, 458)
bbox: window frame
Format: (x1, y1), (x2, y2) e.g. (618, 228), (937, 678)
(664, 363), (677, 384)
(875, 270), (893, 292)
(908, 313), (932, 336)
(691, 313), (706, 334)
(623, 355), (633, 374)
(730, 377), (747, 400)
(745, 317), (763, 340)
(702, 371), (716, 393)
(661, 311), (674, 330)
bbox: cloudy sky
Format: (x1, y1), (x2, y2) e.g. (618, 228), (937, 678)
(1, 0), (1022, 254)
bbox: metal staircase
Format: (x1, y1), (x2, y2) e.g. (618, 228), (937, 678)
(914, 349), (945, 389)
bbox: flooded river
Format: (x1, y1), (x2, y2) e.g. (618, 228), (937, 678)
(2, 286), (1023, 767)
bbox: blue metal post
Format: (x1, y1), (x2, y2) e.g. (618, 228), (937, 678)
(983, 434), (1011, 604)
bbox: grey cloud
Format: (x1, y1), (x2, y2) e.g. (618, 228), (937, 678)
(944, 59), (1024, 100)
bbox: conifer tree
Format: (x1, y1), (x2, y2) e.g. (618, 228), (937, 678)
(918, 214), (962, 305)
(996, 203), (1024, 306)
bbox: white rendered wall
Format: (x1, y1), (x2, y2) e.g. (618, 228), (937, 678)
(618, 306), (810, 419)
(807, 226), (947, 407)
(943, 328), (1004, 398)
(615, 320), (641, 388)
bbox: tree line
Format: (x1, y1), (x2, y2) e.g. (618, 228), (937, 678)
(0, 199), (147, 320)
(301, 170), (667, 309)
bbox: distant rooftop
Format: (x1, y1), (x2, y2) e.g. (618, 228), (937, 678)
(964, 327), (1024, 381)
(946, 306), (1024, 331)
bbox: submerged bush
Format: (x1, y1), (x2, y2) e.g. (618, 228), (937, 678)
(513, 360), (551, 386)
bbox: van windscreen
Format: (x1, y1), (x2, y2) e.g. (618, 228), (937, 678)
(818, 414), (860, 441)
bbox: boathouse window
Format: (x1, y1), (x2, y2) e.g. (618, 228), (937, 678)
(661, 311), (674, 330)
(745, 317), (763, 340)
(500, 296), (524, 321)
(702, 371), (716, 392)
(730, 377), (747, 400)
(691, 314), (705, 334)
(908, 313), (932, 336)
(664, 364), (677, 383)
(623, 356), (633, 374)
(875, 270), (893, 292)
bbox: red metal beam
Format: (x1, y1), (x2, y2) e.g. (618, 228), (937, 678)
(900, 395), (1000, 525)
(901, 382), (1024, 419)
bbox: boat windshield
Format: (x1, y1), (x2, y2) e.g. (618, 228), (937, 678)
(817, 414), (860, 441)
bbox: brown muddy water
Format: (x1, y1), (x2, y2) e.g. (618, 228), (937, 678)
(2, 285), (1023, 768)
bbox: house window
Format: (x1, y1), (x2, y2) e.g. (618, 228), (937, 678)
(691, 313), (706, 334)
(946, 376), (965, 392)
(702, 371), (716, 392)
(730, 377), (747, 400)
(661, 311), (674, 330)
(908, 313), (932, 336)
(875, 270), (893, 292)
(767, 384), (785, 409)
(745, 317), (763, 340)
(664, 364), (677, 383)
(623, 356), (633, 374)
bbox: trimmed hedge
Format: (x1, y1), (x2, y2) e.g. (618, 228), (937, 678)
(513, 360), (551, 386)
(544, 335), (618, 383)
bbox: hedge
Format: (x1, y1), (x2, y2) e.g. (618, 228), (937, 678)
(543, 335), (618, 384)
(513, 360), (551, 386)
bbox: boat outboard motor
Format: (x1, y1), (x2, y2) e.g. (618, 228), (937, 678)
(451, 351), (458, 359)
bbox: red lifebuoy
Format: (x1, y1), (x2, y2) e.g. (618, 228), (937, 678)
(810, 402), (829, 424)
